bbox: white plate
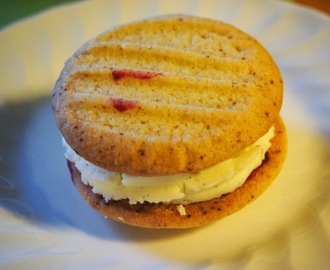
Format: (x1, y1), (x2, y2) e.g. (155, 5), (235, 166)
(0, 0), (329, 269)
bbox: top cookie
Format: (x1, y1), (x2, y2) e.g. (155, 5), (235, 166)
(52, 14), (283, 176)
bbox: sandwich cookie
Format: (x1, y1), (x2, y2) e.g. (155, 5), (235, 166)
(52, 14), (287, 228)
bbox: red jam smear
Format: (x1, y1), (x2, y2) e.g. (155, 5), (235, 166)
(66, 160), (76, 182)
(112, 69), (162, 81)
(110, 98), (137, 112)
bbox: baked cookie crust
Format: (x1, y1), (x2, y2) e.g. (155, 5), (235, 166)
(52, 15), (283, 176)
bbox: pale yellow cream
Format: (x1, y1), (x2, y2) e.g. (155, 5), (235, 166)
(64, 126), (274, 205)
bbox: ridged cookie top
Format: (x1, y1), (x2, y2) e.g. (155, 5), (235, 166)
(52, 15), (283, 176)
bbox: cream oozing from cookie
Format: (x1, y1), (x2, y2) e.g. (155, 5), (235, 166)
(64, 126), (274, 205)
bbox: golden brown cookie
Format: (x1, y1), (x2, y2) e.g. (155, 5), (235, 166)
(68, 116), (286, 229)
(52, 14), (283, 176)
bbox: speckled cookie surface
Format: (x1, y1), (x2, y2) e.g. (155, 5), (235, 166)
(52, 14), (283, 176)
(69, 116), (286, 229)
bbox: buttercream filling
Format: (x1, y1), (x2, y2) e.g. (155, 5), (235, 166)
(63, 126), (274, 205)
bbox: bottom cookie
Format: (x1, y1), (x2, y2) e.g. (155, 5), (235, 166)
(68, 116), (287, 229)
